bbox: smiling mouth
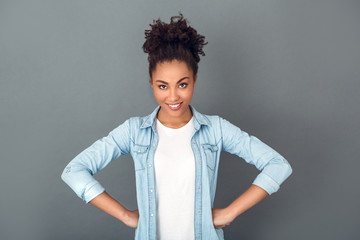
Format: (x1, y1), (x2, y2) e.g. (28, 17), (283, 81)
(166, 102), (182, 110)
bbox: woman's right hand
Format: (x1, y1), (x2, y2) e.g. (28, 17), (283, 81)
(123, 209), (139, 228)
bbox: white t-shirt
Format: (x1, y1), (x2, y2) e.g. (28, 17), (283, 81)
(154, 117), (195, 240)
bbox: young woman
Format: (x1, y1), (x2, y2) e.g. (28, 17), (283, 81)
(61, 14), (292, 240)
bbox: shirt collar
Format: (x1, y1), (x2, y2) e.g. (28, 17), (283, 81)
(140, 104), (210, 131)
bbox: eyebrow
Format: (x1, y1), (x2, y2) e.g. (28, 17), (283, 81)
(155, 77), (189, 85)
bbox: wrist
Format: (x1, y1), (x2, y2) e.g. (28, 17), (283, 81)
(224, 205), (238, 221)
(118, 208), (131, 222)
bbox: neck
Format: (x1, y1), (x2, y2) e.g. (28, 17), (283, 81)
(157, 106), (193, 129)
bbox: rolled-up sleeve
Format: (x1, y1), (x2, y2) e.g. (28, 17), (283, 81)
(61, 119), (131, 203)
(220, 117), (292, 195)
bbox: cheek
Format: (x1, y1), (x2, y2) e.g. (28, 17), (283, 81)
(184, 89), (194, 100)
(153, 89), (165, 101)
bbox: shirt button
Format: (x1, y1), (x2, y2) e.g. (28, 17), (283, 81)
(150, 213), (154, 217)
(192, 141), (195, 144)
(153, 144), (156, 147)
(150, 189), (153, 192)
(148, 164), (152, 167)
(197, 160), (201, 164)
(197, 209), (201, 213)
(197, 235), (200, 239)
(197, 185), (200, 189)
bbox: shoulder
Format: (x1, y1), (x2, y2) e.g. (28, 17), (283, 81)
(125, 110), (155, 131)
(128, 116), (142, 127)
(110, 115), (145, 135)
(201, 112), (238, 129)
(194, 109), (225, 128)
(195, 111), (243, 137)
(203, 114), (221, 126)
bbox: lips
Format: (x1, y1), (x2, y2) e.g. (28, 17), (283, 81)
(166, 102), (182, 111)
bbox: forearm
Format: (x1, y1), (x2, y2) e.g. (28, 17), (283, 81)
(89, 191), (129, 222)
(227, 184), (269, 219)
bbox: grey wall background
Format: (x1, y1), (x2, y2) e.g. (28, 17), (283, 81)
(1, 0), (359, 239)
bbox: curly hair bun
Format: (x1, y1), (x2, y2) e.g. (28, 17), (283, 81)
(143, 13), (207, 63)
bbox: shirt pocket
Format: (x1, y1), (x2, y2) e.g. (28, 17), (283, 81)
(132, 144), (150, 171)
(201, 143), (219, 170)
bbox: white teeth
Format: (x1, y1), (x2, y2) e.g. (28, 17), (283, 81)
(169, 103), (180, 107)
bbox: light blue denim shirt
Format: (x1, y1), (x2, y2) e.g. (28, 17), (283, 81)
(61, 105), (292, 240)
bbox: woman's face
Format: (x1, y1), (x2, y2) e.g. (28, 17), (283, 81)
(150, 60), (196, 124)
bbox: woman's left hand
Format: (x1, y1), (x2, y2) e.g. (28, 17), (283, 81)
(212, 207), (235, 229)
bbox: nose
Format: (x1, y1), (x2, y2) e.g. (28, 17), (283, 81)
(168, 88), (180, 102)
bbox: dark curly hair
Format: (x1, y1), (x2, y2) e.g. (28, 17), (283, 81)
(142, 13), (208, 80)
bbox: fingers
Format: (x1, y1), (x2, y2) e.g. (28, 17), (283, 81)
(214, 225), (225, 229)
(214, 222), (231, 229)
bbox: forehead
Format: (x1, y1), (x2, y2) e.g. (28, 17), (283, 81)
(152, 60), (193, 80)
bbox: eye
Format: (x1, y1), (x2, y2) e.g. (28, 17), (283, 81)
(179, 83), (188, 88)
(159, 85), (167, 90)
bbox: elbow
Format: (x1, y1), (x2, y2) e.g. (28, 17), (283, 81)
(60, 170), (66, 183)
(61, 166), (72, 184)
(259, 158), (293, 194)
(263, 158), (293, 185)
(279, 159), (293, 183)
(288, 164), (293, 176)
(285, 159), (293, 178)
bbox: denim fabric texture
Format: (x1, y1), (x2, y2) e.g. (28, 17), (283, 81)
(61, 105), (293, 240)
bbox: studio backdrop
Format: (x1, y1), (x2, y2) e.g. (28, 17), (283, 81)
(0, 0), (359, 239)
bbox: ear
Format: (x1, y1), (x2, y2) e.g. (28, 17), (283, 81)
(193, 75), (197, 87)
(149, 78), (153, 87)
